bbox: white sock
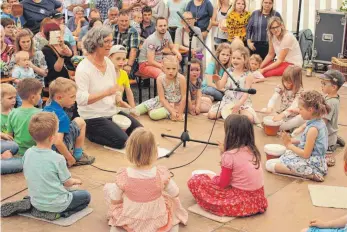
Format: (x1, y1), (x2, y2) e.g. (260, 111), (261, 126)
(265, 159), (281, 173)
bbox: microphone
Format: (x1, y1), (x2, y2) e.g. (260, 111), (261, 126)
(230, 88), (257, 94)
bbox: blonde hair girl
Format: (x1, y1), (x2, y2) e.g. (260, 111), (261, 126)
(104, 128), (188, 231)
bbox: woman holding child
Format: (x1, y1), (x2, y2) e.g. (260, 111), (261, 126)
(259, 16), (303, 78)
(75, 26), (142, 149)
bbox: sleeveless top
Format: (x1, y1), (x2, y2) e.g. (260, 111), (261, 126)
(160, 73), (182, 103)
(215, 6), (231, 40)
(298, 119), (328, 157)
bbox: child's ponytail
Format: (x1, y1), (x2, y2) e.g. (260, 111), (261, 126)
(299, 90), (331, 117)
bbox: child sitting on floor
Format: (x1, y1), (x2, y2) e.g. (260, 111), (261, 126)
(266, 90), (330, 182)
(188, 114), (268, 217)
(12, 51), (35, 107)
(249, 54), (265, 82)
(136, 55), (186, 121)
(208, 46), (258, 123)
(319, 69), (345, 154)
(261, 65), (305, 131)
(202, 43), (232, 101)
(1, 112), (91, 220)
(0, 84), (22, 175)
(7, 78), (42, 155)
(108, 45), (137, 115)
(188, 58), (212, 115)
(301, 148), (347, 232)
(104, 127), (188, 231)
(43, 77), (95, 167)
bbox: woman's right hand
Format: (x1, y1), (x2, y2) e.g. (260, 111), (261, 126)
(247, 40), (256, 51)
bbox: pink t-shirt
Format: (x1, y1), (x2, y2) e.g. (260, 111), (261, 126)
(220, 147), (264, 191)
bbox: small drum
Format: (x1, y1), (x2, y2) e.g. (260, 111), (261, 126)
(192, 170), (216, 177)
(112, 114), (131, 131)
(264, 144), (286, 160)
(221, 103), (235, 119)
(263, 116), (282, 136)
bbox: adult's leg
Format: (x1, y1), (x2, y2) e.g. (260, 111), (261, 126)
(117, 111), (143, 135)
(138, 62), (163, 79)
(1, 158), (23, 175)
(85, 117), (128, 149)
(60, 190), (91, 218)
(263, 62), (292, 77)
(202, 87), (224, 101)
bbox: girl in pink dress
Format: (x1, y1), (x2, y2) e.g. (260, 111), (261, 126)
(188, 114), (268, 217)
(104, 128), (188, 232)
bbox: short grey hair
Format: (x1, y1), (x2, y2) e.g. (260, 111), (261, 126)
(108, 7), (119, 14)
(73, 6), (84, 14)
(83, 26), (113, 54)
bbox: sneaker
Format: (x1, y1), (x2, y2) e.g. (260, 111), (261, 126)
(74, 153), (95, 166)
(1, 197), (31, 217)
(337, 136), (345, 147)
(30, 207), (60, 221)
(326, 145), (337, 154)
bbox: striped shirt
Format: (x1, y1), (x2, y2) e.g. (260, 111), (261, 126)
(246, 10), (281, 42)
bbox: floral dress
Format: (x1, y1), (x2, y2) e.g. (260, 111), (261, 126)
(0, 44), (14, 75)
(143, 73), (181, 115)
(8, 50), (47, 86)
(104, 166), (188, 232)
(210, 71), (258, 122)
(280, 119), (328, 176)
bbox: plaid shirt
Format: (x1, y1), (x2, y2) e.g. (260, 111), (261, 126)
(113, 25), (140, 57)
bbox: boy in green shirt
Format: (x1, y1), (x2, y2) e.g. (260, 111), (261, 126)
(7, 78), (42, 155)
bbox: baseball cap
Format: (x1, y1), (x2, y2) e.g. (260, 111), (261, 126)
(109, 45), (127, 56)
(319, 69), (345, 88)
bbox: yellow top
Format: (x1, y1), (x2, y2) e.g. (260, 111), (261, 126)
(226, 11), (251, 42)
(116, 69), (130, 89)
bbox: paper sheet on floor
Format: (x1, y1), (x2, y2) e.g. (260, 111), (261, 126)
(18, 208), (93, 226)
(104, 146), (170, 159)
(188, 204), (235, 223)
(308, 185), (347, 209)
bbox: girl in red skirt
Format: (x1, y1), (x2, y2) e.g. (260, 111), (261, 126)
(188, 114), (268, 217)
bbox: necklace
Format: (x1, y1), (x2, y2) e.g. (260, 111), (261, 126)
(90, 55), (106, 68)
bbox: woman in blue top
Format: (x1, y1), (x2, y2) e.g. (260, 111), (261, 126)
(202, 43), (232, 101)
(266, 90), (330, 182)
(186, 0), (214, 40)
(167, 0), (187, 40)
(246, 0), (281, 59)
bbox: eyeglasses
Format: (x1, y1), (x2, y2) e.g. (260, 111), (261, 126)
(184, 18), (195, 21)
(270, 25), (281, 31)
(104, 40), (114, 45)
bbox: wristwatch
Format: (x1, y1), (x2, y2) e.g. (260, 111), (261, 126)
(206, 29), (210, 33)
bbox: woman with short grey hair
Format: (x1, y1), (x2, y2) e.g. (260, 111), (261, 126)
(68, 6), (88, 36)
(76, 26), (142, 149)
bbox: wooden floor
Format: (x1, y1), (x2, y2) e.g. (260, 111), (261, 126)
(1, 73), (347, 232)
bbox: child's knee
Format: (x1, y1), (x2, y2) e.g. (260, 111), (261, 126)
(73, 117), (86, 129)
(208, 111), (217, 119)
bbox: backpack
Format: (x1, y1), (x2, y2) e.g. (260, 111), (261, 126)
(298, 29), (313, 61)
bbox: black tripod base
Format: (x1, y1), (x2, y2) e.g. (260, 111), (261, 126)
(161, 131), (218, 158)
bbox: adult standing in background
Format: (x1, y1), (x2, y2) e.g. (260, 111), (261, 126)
(246, 0), (281, 59)
(76, 26), (142, 149)
(211, 0), (232, 46)
(21, 0), (62, 34)
(167, 0), (187, 40)
(186, 0), (213, 40)
(260, 16), (303, 77)
(226, 0), (250, 44)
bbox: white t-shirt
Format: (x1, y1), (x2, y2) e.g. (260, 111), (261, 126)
(75, 57), (120, 119)
(272, 32), (303, 67)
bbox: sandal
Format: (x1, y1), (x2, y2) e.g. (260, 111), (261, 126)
(326, 154), (336, 167)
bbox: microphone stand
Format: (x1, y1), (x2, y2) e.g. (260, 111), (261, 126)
(161, 12), (243, 158)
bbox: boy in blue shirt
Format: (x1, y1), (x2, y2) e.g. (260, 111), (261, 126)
(1, 112), (91, 219)
(43, 77), (95, 167)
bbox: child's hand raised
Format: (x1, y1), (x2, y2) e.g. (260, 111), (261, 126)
(281, 131), (291, 147)
(212, 74), (220, 82)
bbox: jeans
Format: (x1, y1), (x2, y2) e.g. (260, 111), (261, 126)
(1, 139), (22, 174)
(85, 111), (143, 149)
(202, 87), (224, 101)
(60, 190), (91, 218)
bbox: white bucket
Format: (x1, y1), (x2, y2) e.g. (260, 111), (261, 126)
(264, 144), (286, 160)
(112, 114), (131, 131)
